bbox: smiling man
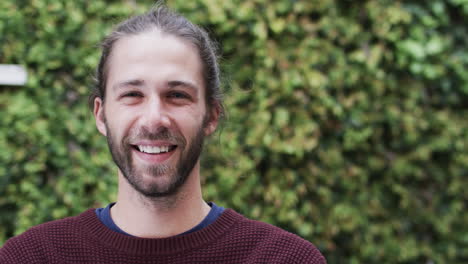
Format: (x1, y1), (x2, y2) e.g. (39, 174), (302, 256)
(0, 5), (326, 263)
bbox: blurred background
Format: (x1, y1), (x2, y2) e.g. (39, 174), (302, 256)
(1, 0), (468, 263)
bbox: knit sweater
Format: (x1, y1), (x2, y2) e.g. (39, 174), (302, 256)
(0, 208), (326, 263)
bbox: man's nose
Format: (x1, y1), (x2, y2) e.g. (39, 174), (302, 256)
(143, 97), (171, 128)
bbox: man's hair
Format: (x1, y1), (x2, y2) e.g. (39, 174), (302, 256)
(90, 5), (224, 117)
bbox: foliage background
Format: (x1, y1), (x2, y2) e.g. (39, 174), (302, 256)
(1, 0), (468, 263)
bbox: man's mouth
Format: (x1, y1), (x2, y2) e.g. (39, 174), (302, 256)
(133, 145), (177, 154)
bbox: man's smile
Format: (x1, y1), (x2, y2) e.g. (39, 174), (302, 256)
(134, 145), (177, 154)
(130, 142), (178, 164)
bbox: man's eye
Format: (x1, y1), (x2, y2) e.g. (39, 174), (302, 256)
(168, 91), (190, 99)
(123, 92), (142, 97)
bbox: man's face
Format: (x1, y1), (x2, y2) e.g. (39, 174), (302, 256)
(94, 30), (218, 197)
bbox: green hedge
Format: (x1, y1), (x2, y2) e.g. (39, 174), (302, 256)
(1, 0), (468, 263)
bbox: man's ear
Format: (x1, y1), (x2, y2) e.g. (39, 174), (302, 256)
(204, 103), (220, 136)
(93, 97), (107, 136)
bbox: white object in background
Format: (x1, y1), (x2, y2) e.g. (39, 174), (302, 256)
(0, 64), (27, 86)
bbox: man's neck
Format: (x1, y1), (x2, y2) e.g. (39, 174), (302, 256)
(110, 169), (211, 238)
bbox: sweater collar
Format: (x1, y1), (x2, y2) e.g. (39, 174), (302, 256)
(78, 208), (243, 255)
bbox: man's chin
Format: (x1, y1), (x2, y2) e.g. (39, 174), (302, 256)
(134, 183), (180, 198)
(125, 170), (182, 197)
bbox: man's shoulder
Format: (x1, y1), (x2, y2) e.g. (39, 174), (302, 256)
(237, 213), (323, 249)
(9, 208), (93, 239)
(224, 209), (327, 263)
(0, 209), (95, 261)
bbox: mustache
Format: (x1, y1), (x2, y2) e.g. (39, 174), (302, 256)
(125, 127), (186, 146)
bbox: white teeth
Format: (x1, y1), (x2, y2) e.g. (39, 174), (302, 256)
(137, 145), (171, 154)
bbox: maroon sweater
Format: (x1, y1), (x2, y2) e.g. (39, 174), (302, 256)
(0, 208), (326, 263)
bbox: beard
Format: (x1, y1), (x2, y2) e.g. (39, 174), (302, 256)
(105, 120), (205, 198)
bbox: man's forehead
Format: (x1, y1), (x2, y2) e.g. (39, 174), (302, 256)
(113, 29), (198, 55)
(105, 30), (205, 93)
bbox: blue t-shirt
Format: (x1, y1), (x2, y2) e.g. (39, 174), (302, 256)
(95, 202), (225, 237)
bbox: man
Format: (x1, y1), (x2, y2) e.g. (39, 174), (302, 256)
(1, 5), (326, 263)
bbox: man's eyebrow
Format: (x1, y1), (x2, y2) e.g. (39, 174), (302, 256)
(167, 80), (199, 91)
(112, 79), (145, 91)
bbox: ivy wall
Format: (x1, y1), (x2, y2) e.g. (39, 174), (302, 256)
(1, 0), (468, 263)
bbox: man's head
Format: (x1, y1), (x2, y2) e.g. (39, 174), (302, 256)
(91, 6), (223, 198)
(90, 5), (224, 117)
